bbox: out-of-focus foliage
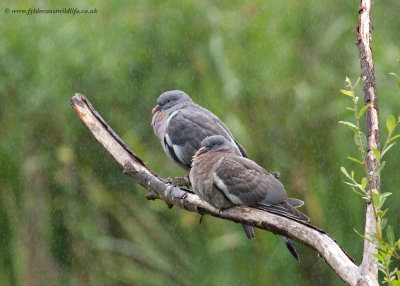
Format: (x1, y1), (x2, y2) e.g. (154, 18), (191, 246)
(1, 0), (399, 285)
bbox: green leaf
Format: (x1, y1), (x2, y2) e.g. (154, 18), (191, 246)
(381, 217), (388, 230)
(376, 192), (391, 210)
(372, 190), (380, 208)
(389, 134), (400, 143)
(353, 228), (373, 242)
(354, 77), (361, 88)
(354, 134), (360, 146)
(373, 253), (385, 262)
(381, 208), (389, 219)
(387, 225), (395, 246)
(345, 77), (352, 86)
(372, 147), (380, 161)
(341, 166), (351, 178)
(338, 121), (358, 134)
(347, 156), (363, 164)
(361, 177), (367, 190)
(381, 142), (396, 159)
(373, 161), (386, 177)
(352, 189), (366, 197)
(387, 114), (396, 133)
(381, 192), (392, 198)
(358, 104), (371, 118)
(340, 89), (354, 97)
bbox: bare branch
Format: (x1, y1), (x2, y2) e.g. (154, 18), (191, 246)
(71, 93), (379, 285)
(356, 0), (379, 282)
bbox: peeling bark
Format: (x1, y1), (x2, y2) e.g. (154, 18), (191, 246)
(356, 0), (379, 282)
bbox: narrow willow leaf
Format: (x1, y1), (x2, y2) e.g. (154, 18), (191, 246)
(381, 217), (388, 230)
(358, 104), (371, 118)
(341, 166), (351, 178)
(340, 89), (354, 97)
(354, 134), (360, 146)
(361, 177), (367, 190)
(352, 189), (365, 197)
(338, 121), (358, 134)
(372, 191), (380, 209)
(354, 77), (360, 87)
(387, 225), (395, 246)
(389, 72), (399, 78)
(373, 253), (385, 262)
(346, 107), (356, 111)
(381, 192), (392, 198)
(378, 195), (387, 210)
(353, 228), (372, 242)
(373, 161), (386, 177)
(344, 181), (358, 187)
(372, 147), (380, 161)
(347, 156), (363, 164)
(380, 208), (389, 219)
(372, 189), (379, 195)
(345, 76), (352, 86)
(381, 142), (396, 158)
(387, 114), (396, 133)
(389, 133), (400, 143)
(384, 142), (397, 159)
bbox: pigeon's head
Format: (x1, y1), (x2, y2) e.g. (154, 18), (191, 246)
(195, 135), (235, 156)
(152, 90), (193, 114)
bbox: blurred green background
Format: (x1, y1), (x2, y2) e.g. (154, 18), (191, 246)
(1, 0), (399, 285)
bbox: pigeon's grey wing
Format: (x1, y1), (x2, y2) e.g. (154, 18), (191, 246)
(165, 108), (237, 168)
(262, 174), (288, 205)
(212, 156), (270, 206)
(257, 178), (309, 221)
(234, 140), (248, 158)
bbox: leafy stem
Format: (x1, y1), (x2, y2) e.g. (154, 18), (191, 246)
(339, 76), (400, 285)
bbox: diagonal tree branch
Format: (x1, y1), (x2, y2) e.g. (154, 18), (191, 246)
(356, 0), (379, 283)
(71, 93), (379, 285)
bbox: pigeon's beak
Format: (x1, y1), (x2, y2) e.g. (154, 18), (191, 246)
(152, 105), (161, 114)
(195, 147), (207, 157)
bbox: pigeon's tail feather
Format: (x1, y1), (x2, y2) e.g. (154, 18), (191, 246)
(281, 236), (299, 261)
(242, 224), (255, 239)
(256, 201), (310, 222)
(286, 198), (304, 208)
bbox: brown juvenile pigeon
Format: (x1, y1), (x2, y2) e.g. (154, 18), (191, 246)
(190, 135), (309, 261)
(151, 90), (254, 238)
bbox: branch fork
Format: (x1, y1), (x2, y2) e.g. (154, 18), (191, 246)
(71, 93), (377, 285)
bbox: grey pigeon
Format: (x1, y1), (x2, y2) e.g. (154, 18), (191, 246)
(152, 90), (246, 170)
(189, 135), (309, 261)
(152, 90), (254, 238)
